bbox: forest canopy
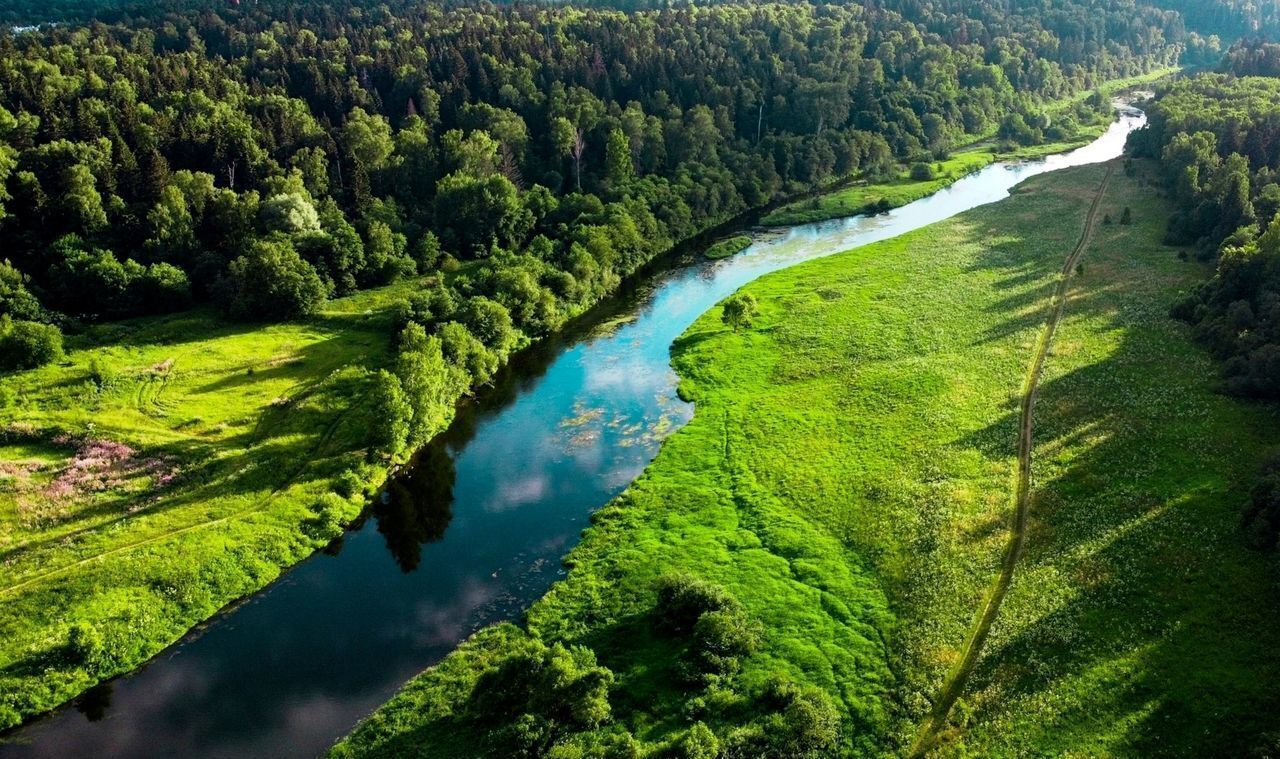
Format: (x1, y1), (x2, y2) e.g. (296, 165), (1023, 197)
(0, 0), (1206, 376)
(12, 0), (1280, 399)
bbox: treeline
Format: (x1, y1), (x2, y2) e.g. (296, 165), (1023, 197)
(1127, 59), (1280, 549)
(1151, 0), (1280, 47)
(1129, 65), (1280, 399)
(0, 0), (1196, 371)
(1220, 38), (1280, 76)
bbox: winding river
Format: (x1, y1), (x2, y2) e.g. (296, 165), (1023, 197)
(0, 106), (1144, 758)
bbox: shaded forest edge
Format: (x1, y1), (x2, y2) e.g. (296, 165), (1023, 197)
(1127, 53), (1280, 548)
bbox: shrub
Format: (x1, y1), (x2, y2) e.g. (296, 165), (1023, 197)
(757, 676), (842, 758)
(0, 259), (46, 322)
(654, 573), (736, 635)
(433, 171), (534, 256)
(307, 493), (351, 541)
(412, 232), (443, 271)
(497, 713), (554, 759)
(439, 321), (499, 385)
(369, 369), (411, 458)
(260, 192), (321, 234)
(721, 293), (759, 333)
(776, 688), (840, 756)
(135, 262), (192, 313)
(0, 317), (63, 371)
(1243, 455), (1280, 550)
(224, 238), (327, 320)
(468, 642), (613, 726)
(87, 356), (120, 390)
(336, 469), (367, 499)
(66, 622), (104, 671)
(997, 112), (1042, 146)
(392, 283), (458, 335)
(361, 220), (416, 285)
(674, 723), (719, 759)
(49, 243), (133, 317)
(459, 296), (518, 353)
(692, 608), (762, 674)
(909, 162), (935, 181)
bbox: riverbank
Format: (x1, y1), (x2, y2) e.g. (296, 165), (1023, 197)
(0, 204), (772, 732)
(760, 149), (1001, 226)
(0, 105), (1147, 741)
(331, 162), (1280, 757)
(760, 68), (1177, 228)
(758, 126), (1121, 227)
(0, 109), (1144, 756)
(0, 286), (404, 729)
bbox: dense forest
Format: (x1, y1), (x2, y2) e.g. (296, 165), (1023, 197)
(0, 0), (1206, 390)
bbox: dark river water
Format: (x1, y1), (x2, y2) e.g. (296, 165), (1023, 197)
(0, 107), (1144, 759)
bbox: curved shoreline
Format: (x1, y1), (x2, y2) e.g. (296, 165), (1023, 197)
(0, 114), (1143, 759)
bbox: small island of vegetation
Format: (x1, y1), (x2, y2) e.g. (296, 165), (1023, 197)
(703, 236), (754, 261)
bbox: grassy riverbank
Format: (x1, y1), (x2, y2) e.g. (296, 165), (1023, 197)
(333, 162), (1280, 757)
(756, 132), (1119, 227)
(0, 284), (436, 727)
(760, 150), (999, 226)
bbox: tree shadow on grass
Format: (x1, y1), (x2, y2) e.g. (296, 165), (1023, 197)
(930, 163), (1280, 756)
(948, 340), (1280, 756)
(73, 300), (394, 354)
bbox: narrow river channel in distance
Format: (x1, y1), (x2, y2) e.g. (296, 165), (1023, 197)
(0, 105), (1145, 759)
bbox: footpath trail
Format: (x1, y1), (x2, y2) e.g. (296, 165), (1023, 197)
(907, 162), (1115, 758)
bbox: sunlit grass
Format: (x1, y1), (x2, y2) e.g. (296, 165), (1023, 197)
(703, 235), (753, 260)
(0, 281), (431, 728)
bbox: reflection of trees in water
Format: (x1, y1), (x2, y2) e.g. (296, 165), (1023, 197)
(74, 682), (112, 722)
(367, 237), (700, 575)
(375, 441), (457, 573)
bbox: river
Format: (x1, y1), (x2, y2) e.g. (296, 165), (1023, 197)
(0, 106), (1144, 758)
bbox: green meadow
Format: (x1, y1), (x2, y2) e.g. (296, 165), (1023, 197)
(759, 149), (999, 226)
(334, 162), (1280, 757)
(0, 281), (433, 727)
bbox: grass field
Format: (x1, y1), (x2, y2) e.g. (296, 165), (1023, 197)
(0, 281), (436, 728)
(928, 166), (1280, 757)
(703, 235), (754, 260)
(333, 161), (1280, 757)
